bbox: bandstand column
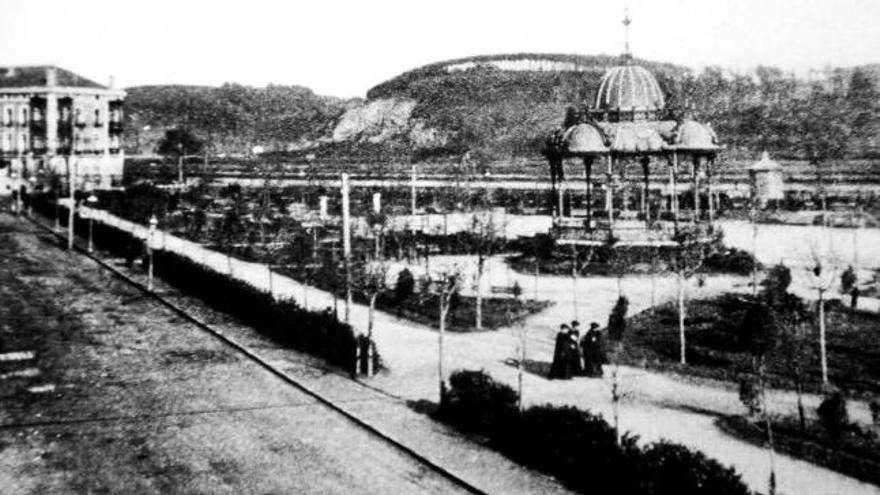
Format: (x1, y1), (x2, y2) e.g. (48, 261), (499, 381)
(605, 155), (614, 221)
(640, 156), (650, 222)
(583, 157), (593, 224)
(558, 178), (566, 218)
(707, 156), (716, 226)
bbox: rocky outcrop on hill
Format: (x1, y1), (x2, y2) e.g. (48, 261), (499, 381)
(331, 97), (448, 148)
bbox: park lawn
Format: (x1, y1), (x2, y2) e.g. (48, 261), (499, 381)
(382, 293), (553, 333)
(717, 415), (880, 486)
(620, 293), (880, 395)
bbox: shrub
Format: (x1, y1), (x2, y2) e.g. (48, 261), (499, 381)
(607, 296), (629, 343)
(442, 370), (752, 495)
(840, 265), (857, 294)
(739, 376), (763, 417)
(762, 263), (792, 300)
(817, 391), (849, 439)
(394, 268), (414, 305)
(738, 302), (778, 356)
(704, 248), (758, 275)
(639, 441), (750, 495)
(442, 369), (518, 435)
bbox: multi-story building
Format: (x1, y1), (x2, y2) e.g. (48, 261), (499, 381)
(0, 66), (125, 195)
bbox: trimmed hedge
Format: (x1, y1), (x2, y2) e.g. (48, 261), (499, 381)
(29, 195), (369, 373)
(441, 370), (751, 495)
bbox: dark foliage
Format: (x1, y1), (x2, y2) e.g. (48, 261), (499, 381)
(157, 127), (204, 157)
(638, 441), (751, 495)
(762, 263), (792, 302)
(840, 265), (857, 294)
(719, 415), (880, 486)
(704, 248), (758, 276)
(817, 391), (850, 439)
(738, 302), (778, 356)
(607, 296), (629, 342)
(394, 268), (415, 305)
(442, 370), (518, 435)
(440, 370), (751, 495)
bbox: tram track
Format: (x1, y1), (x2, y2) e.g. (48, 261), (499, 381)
(20, 212), (489, 495)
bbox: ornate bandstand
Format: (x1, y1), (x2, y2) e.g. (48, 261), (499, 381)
(543, 13), (722, 246)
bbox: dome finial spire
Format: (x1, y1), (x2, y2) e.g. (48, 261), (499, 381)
(622, 8), (633, 63)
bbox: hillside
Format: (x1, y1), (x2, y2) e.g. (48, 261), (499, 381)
(123, 83), (354, 155)
(122, 54), (880, 167)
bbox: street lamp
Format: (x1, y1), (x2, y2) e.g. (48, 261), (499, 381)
(148, 215), (158, 291)
(86, 194), (98, 252)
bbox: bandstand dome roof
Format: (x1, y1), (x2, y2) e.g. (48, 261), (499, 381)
(673, 120), (720, 151)
(595, 64), (665, 113)
(750, 151), (782, 172)
(563, 123), (608, 154)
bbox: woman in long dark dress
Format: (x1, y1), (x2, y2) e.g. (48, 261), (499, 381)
(566, 326), (583, 377)
(549, 324), (570, 379)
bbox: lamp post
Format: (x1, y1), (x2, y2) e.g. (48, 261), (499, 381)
(86, 194), (98, 252)
(177, 141), (184, 187)
(148, 215), (158, 291)
(67, 156), (77, 250)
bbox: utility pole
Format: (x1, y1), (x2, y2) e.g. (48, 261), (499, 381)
(341, 173), (352, 324)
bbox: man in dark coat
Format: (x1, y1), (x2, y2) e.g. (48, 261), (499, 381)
(549, 324), (571, 379)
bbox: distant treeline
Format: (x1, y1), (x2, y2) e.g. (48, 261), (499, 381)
(124, 83), (355, 154)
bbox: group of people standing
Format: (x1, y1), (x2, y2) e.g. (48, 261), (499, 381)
(549, 320), (606, 379)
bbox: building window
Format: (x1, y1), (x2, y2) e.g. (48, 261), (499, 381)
(20, 108), (28, 125)
(2, 134), (10, 151)
(19, 134), (27, 151)
(94, 109), (102, 126)
(4, 108), (12, 126)
(32, 107), (43, 122)
(74, 108), (84, 126)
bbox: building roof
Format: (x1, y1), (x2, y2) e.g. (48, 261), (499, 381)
(594, 64), (665, 114)
(563, 122), (608, 155)
(0, 66), (106, 90)
(599, 121), (670, 153)
(749, 151), (783, 172)
(550, 119), (723, 157)
(672, 120), (721, 151)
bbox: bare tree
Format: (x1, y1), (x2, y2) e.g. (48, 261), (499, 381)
(569, 243), (597, 321)
(431, 266), (464, 403)
(606, 295), (629, 446)
(669, 231), (709, 365)
(353, 258), (389, 377)
(468, 209), (501, 330)
(808, 254), (836, 386)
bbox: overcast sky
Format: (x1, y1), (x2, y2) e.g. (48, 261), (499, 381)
(1, 0), (878, 97)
